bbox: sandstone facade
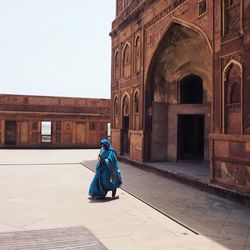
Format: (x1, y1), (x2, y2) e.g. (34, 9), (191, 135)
(110, 0), (250, 194)
(0, 94), (111, 148)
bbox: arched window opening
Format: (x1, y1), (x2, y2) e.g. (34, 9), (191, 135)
(122, 94), (130, 154)
(124, 46), (130, 65)
(114, 97), (118, 115)
(122, 44), (131, 78)
(113, 96), (119, 129)
(115, 51), (119, 68)
(223, 61), (242, 134)
(230, 82), (240, 104)
(133, 91), (139, 130)
(134, 92), (139, 113)
(114, 50), (119, 81)
(123, 96), (129, 116)
(224, 62), (241, 105)
(180, 74), (203, 104)
(135, 36), (140, 57)
(134, 36), (140, 73)
(41, 121), (52, 143)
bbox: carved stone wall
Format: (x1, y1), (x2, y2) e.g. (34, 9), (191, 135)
(0, 94), (110, 148)
(111, 0), (214, 163)
(111, 0), (250, 194)
(210, 0), (250, 194)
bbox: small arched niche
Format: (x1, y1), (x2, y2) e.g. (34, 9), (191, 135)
(179, 74), (203, 104)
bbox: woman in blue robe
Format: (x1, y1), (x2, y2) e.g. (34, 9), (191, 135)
(88, 139), (122, 199)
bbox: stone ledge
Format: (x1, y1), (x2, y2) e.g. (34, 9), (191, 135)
(118, 155), (250, 206)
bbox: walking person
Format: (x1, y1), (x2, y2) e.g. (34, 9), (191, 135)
(89, 139), (122, 199)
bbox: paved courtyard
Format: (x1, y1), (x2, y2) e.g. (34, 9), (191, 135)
(84, 160), (250, 250)
(0, 149), (249, 249)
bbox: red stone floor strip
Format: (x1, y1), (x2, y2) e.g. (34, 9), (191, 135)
(0, 226), (107, 250)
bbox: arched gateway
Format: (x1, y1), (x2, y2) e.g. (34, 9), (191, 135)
(144, 22), (212, 162)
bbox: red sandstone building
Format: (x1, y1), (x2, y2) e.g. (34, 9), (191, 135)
(0, 94), (110, 148)
(110, 0), (250, 194)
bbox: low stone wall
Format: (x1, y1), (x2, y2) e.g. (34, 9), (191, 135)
(129, 130), (144, 162)
(210, 133), (250, 195)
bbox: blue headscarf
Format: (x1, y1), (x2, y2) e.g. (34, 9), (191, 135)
(100, 139), (116, 155)
(100, 139), (111, 148)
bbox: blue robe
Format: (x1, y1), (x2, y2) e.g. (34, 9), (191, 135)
(89, 142), (122, 199)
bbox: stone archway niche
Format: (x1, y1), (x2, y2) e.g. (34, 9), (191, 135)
(149, 22), (212, 162)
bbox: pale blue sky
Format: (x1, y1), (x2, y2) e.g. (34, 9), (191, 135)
(0, 0), (116, 99)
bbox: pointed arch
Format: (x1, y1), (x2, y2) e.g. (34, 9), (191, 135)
(114, 49), (120, 81)
(144, 19), (213, 129)
(143, 19), (213, 162)
(122, 42), (131, 78)
(179, 74), (203, 104)
(121, 91), (130, 154)
(134, 35), (141, 73)
(223, 59), (242, 81)
(114, 49), (119, 68)
(121, 92), (130, 116)
(113, 95), (119, 115)
(113, 95), (119, 128)
(122, 42), (131, 62)
(133, 89), (140, 130)
(133, 90), (139, 113)
(134, 35), (140, 56)
(222, 59), (242, 134)
(146, 18), (212, 75)
(145, 18), (212, 95)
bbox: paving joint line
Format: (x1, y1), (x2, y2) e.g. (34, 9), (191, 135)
(81, 162), (199, 236)
(0, 163), (81, 166)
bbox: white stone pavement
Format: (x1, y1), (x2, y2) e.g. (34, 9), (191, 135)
(0, 149), (230, 249)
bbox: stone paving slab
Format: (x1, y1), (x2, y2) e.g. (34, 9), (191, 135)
(0, 226), (107, 250)
(83, 159), (250, 250)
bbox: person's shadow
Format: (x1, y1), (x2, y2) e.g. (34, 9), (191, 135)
(88, 196), (119, 203)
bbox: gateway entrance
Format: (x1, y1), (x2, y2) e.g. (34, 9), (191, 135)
(5, 121), (17, 145)
(177, 115), (204, 161)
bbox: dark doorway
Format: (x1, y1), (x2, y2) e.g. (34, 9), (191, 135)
(180, 74), (203, 104)
(122, 116), (129, 154)
(5, 121), (17, 145)
(177, 115), (204, 160)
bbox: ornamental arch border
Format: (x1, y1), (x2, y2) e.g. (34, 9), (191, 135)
(222, 59), (243, 134)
